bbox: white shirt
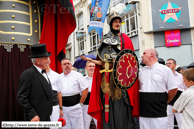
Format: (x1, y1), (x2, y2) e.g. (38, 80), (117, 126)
(174, 71), (187, 91)
(33, 65), (49, 82)
(47, 69), (60, 92)
(84, 75), (93, 92)
(139, 62), (177, 93)
(57, 70), (88, 96)
(173, 85), (194, 129)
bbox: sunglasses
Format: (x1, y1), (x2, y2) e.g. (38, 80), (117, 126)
(166, 63), (172, 65)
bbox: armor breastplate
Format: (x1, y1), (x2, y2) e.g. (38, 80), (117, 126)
(0, 0), (40, 46)
(97, 32), (121, 62)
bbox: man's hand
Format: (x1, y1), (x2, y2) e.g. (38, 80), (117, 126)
(172, 108), (178, 113)
(60, 109), (64, 118)
(31, 115), (40, 121)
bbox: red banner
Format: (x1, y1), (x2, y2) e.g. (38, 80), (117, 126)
(39, 0), (76, 73)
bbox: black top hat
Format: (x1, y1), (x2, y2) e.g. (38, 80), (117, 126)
(28, 44), (51, 58)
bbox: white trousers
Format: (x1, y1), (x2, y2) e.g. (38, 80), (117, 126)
(167, 105), (182, 129)
(50, 105), (59, 129)
(139, 117), (168, 129)
(50, 105), (60, 121)
(82, 105), (97, 129)
(62, 103), (84, 129)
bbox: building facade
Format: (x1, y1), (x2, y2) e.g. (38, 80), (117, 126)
(66, 0), (194, 68)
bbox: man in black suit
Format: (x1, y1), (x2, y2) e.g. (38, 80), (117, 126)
(17, 44), (53, 121)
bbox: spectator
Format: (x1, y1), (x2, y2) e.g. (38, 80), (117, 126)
(139, 48), (177, 129)
(166, 58), (187, 129)
(176, 67), (184, 74)
(17, 44), (53, 121)
(57, 58), (88, 129)
(46, 57), (63, 126)
(173, 68), (194, 129)
(82, 61), (97, 129)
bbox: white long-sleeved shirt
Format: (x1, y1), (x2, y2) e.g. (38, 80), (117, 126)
(47, 69), (60, 92)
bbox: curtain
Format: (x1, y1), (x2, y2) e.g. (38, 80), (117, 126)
(0, 45), (32, 121)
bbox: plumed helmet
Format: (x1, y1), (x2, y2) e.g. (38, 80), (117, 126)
(108, 3), (126, 25)
(109, 11), (122, 25)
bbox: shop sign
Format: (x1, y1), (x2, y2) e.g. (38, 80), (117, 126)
(165, 30), (181, 47)
(158, 1), (182, 23)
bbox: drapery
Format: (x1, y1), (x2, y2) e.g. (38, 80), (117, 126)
(0, 45), (32, 121)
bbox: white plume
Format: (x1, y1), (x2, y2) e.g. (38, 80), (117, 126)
(110, 3), (126, 14)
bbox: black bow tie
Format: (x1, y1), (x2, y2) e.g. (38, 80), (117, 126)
(41, 70), (46, 74)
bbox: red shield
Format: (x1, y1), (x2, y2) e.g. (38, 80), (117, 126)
(113, 49), (139, 90)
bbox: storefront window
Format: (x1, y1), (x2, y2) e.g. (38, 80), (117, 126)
(121, 10), (138, 37)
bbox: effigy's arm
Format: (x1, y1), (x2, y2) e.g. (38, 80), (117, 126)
(80, 55), (104, 66)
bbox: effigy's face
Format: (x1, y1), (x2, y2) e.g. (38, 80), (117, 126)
(112, 19), (121, 30)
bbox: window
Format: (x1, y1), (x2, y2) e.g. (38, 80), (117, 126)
(89, 30), (100, 51)
(78, 13), (84, 30)
(78, 37), (85, 55)
(121, 10), (138, 37)
(112, 0), (123, 6)
(109, 0), (128, 13)
(69, 49), (71, 61)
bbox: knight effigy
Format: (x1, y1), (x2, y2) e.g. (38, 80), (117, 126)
(86, 10), (140, 129)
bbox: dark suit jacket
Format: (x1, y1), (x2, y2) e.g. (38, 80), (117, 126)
(17, 66), (53, 121)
